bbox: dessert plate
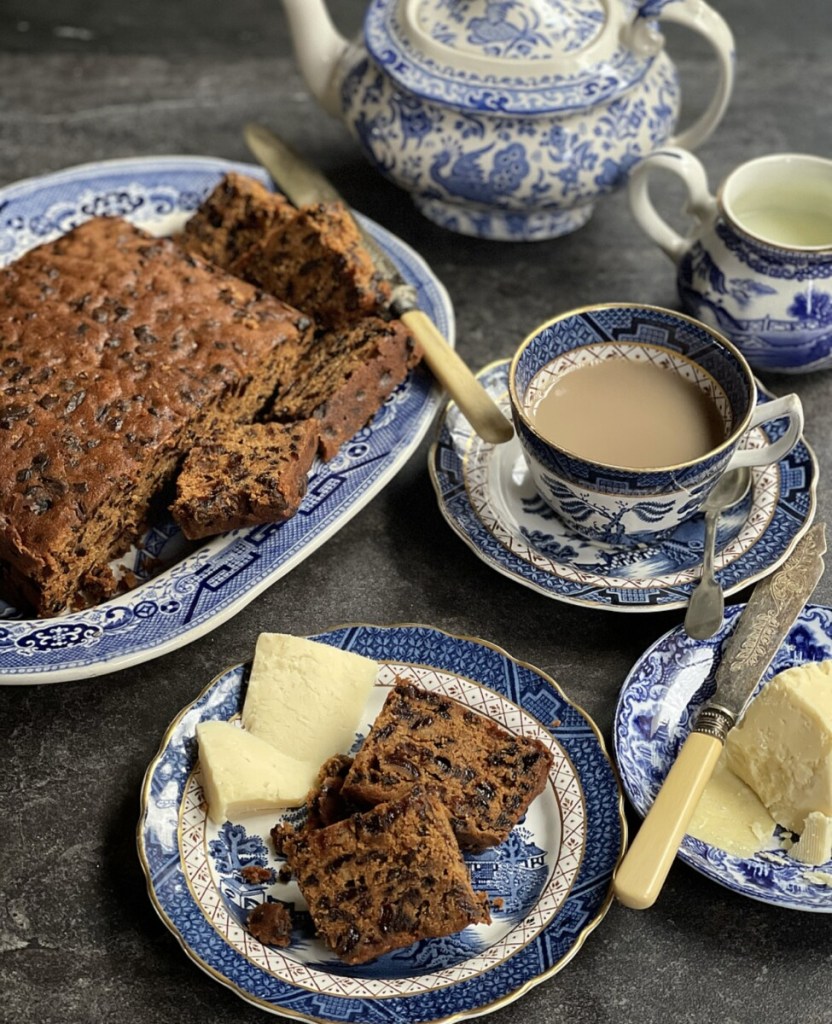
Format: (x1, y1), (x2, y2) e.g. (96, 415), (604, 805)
(429, 360), (816, 611)
(0, 156), (452, 683)
(139, 624), (625, 1024)
(614, 603), (832, 912)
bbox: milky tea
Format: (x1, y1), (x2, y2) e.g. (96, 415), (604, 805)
(531, 357), (726, 469)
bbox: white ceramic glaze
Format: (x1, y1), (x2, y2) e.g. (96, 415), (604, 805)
(629, 147), (832, 372)
(281, 0), (735, 240)
(507, 305), (803, 545)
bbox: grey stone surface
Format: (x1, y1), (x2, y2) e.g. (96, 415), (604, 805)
(1, 2), (831, 1022)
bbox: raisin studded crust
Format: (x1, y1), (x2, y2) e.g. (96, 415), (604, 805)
(0, 216), (311, 615)
(170, 419), (318, 540)
(268, 317), (420, 461)
(342, 681), (553, 852)
(181, 174), (391, 328)
(284, 790), (490, 964)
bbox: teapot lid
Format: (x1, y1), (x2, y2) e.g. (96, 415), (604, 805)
(364, 0), (657, 115)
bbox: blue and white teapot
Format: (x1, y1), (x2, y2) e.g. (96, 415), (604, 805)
(281, 0), (735, 240)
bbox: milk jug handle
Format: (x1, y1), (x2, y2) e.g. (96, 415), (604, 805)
(628, 147), (716, 264)
(655, 0), (736, 151)
(725, 394), (805, 471)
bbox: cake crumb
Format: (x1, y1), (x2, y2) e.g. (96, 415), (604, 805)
(247, 902), (293, 946)
(240, 864), (274, 884)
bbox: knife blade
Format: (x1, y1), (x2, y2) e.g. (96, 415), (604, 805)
(243, 122), (514, 445)
(614, 521), (827, 910)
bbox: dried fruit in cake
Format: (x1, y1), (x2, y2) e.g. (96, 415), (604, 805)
(181, 174), (391, 328)
(303, 753), (365, 831)
(170, 420), (318, 539)
(234, 200), (391, 327)
(268, 316), (420, 460)
(284, 789), (490, 964)
(342, 680), (553, 851)
(180, 171), (295, 270)
(267, 755), (364, 860)
(0, 216), (311, 615)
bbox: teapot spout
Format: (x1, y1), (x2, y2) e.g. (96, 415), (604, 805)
(281, 0), (349, 117)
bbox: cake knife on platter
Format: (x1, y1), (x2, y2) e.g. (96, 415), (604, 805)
(244, 122), (514, 446)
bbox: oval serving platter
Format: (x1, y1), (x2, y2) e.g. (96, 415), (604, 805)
(615, 603), (832, 912)
(138, 624), (626, 1024)
(0, 157), (452, 684)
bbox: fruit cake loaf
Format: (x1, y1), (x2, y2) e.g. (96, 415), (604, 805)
(342, 681), (553, 851)
(284, 789), (490, 964)
(268, 316), (421, 460)
(181, 174), (391, 327)
(0, 216), (312, 615)
(170, 419), (318, 539)
(269, 754), (364, 860)
(179, 171), (295, 270)
(302, 753), (363, 830)
(233, 200), (391, 327)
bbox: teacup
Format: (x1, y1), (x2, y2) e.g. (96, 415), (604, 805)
(629, 148), (832, 373)
(508, 304), (804, 546)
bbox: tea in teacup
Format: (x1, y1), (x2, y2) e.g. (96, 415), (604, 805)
(509, 304), (804, 545)
(530, 356), (725, 468)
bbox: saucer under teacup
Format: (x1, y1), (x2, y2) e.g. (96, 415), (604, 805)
(429, 361), (817, 612)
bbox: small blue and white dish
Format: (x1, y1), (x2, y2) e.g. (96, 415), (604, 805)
(0, 157), (451, 685)
(508, 304), (803, 545)
(429, 359), (817, 611)
(614, 603), (832, 911)
(139, 624), (625, 1023)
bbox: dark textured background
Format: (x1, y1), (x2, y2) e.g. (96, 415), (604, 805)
(1, 3), (831, 1022)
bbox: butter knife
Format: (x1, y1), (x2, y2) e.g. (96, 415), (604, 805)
(614, 521), (827, 910)
(243, 122), (514, 446)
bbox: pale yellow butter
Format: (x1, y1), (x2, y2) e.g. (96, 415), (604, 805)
(196, 720), (315, 823)
(725, 660), (832, 834)
(689, 754), (777, 858)
(789, 811), (832, 865)
(242, 632), (378, 765)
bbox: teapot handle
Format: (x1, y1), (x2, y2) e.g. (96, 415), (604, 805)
(628, 146), (717, 264)
(650, 0), (736, 151)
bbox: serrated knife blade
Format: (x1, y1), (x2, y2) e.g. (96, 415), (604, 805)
(243, 122), (514, 445)
(706, 522), (827, 725)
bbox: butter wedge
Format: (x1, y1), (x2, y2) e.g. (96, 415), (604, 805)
(242, 633), (378, 764)
(789, 811), (832, 866)
(196, 720), (315, 823)
(725, 660), (832, 833)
